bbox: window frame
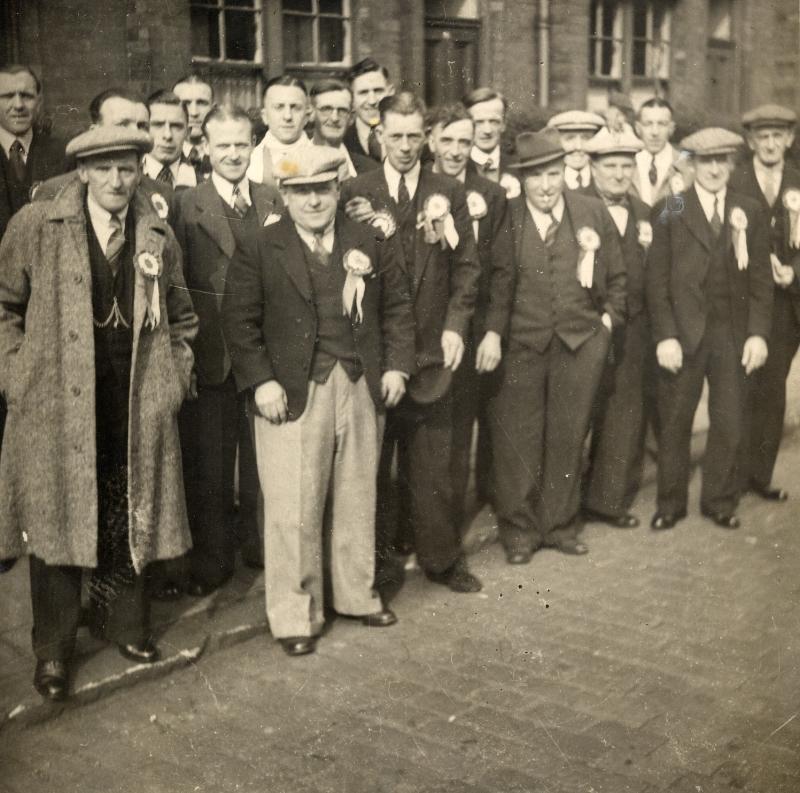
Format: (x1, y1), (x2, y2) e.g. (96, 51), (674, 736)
(189, 0), (264, 65)
(281, 0), (352, 69)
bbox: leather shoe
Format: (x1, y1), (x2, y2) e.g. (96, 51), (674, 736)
(505, 548), (533, 565)
(279, 636), (317, 657)
(650, 511), (685, 530)
(150, 582), (183, 601)
(551, 537), (589, 556)
(584, 510), (639, 529)
(185, 577), (224, 598)
(360, 608), (398, 627)
(34, 659), (68, 702)
(0, 557), (17, 574)
(427, 558), (482, 593)
(701, 509), (741, 529)
(117, 640), (160, 664)
(751, 484), (788, 502)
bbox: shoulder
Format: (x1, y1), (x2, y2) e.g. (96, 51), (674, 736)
(567, 190), (606, 215)
(728, 190), (762, 216)
(350, 150), (380, 174)
(630, 194), (650, 220)
(465, 170), (506, 202)
(251, 180), (282, 205)
(782, 166), (800, 190)
(422, 170), (461, 195)
(33, 171), (76, 202)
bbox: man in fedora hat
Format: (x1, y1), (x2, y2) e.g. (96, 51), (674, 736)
(732, 105), (800, 502)
(647, 127), (772, 531)
(0, 125), (198, 700)
(223, 146), (415, 657)
(546, 110), (606, 190)
(488, 130), (625, 563)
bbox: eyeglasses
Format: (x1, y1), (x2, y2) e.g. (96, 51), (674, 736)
(316, 106), (351, 118)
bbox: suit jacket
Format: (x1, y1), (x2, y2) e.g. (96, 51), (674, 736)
(340, 166), (481, 403)
(343, 123), (374, 161)
(172, 179), (283, 386)
(508, 190), (627, 335)
(222, 211), (415, 420)
(463, 166), (514, 341)
(630, 145), (689, 206)
(0, 129), (65, 240)
(647, 185), (773, 355)
(350, 148), (380, 175)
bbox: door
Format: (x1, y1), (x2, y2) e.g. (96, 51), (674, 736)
(424, 19), (480, 107)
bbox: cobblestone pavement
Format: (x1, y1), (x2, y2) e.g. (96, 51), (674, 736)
(1, 436), (799, 793)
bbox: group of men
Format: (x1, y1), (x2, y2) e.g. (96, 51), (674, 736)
(0, 55), (798, 700)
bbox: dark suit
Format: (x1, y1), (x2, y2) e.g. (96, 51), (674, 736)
(582, 187), (654, 519)
(170, 179), (282, 587)
(340, 167), (480, 575)
(730, 161), (800, 492)
(350, 149), (380, 175)
(489, 191), (626, 553)
(646, 186), (772, 515)
(450, 165), (514, 528)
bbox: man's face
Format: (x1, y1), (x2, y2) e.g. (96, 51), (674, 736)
(635, 106), (675, 155)
(522, 161), (565, 212)
(747, 126), (795, 167)
(378, 111), (425, 174)
(281, 180), (339, 233)
(468, 98), (506, 154)
(263, 85), (308, 145)
(351, 70), (393, 127)
(560, 130), (595, 171)
(429, 118), (474, 178)
(312, 89), (352, 146)
(206, 117), (253, 183)
(692, 154), (733, 193)
(149, 102), (188, 165)
(98, 97), (149, 131)
(591, 154), (636, 199)
(78, 151), (141, 213)
(173, 80), (213, 140)
(0, 71), (41, 136)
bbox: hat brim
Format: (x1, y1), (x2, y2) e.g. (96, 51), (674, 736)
(549, 124), (603, 133)
(589, 148), (640, 157)
(743, 119), (796, 130)
(74, 143), (151, 159)
(686, 147), (740, 157)
(508, 151), (565, 171)
(279, 171), (340, 186)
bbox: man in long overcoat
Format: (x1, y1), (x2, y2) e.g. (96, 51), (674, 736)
(0, 126), (198, 701)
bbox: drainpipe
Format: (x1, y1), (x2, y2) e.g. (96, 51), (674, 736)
(536, 0), (550, 107)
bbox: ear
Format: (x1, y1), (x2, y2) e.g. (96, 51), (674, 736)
(375, 124), (385, 145)
(385, 83), (396, 98)
(667, 120), (676, 139)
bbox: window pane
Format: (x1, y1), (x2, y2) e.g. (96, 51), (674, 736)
(601, 0), (619, 37)
(225, 0), (255, 7)
(225, 10), (257, 60)
(319, 0), (343, 13)
(190, 8), (221, 58)
(283, 0), (312, 12)
(283, 14), (314, 62)
(632, 39), (647, 75)
(425, 0), (479, 18)
(319, 16), (345, 62)
(632, 4), (648, 38)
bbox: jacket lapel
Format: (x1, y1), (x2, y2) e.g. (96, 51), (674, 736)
(681, 187), (712, 251)
(251, 181), (280, 226)
(413, 171), (438, 294)
(195, 180), (236, 259)
(131, 191), (170, 342)
(273, 215), (312, 301)
(510, 196), (528, 263)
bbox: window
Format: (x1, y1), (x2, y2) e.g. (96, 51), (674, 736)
(632, 1), (670, 79)
(190, 0), (262, 62)
(708, 0), (733, 41)
(282, 0), (351, 67)
(589, 0), (623, 79)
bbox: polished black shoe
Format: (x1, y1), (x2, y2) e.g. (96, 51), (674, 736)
(583, 509), (639, 529)
(701, 509), (741, 529)
(117, 640), (160, 664)
(360, 608), (398, 627)
(427, 558), (483, 593)
(552, 537), (589, 556)
(650, 511), (685, 530)
(185, 577), (225, 598)
(150, 582), (183, 601)
(751, 484), (788, 502)
(504, 548), (533, 565)
(0, 557), (17, 574)
(279, 636), (317, 657)
(33, 659), (68, 702)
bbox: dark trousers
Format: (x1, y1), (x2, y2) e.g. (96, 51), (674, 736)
(376, 390), (462, 575)
(489, 331), (609, 552)
(656, 320), (746, 515)
(450, 337), (498, 530)
(180, 376), (261, 587)
(741, 288), (800, 490)
(584, 313), (649, 518)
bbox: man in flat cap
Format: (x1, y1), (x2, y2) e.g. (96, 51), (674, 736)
(0, 126), (198, 700)
(223, 146), (415, 657)
(546, 111), (606, 190)
(488, 130), (625, 563)
(647, 127), (772, 530)
(732, 105), (800, 502)
(581, 128), (653, 529)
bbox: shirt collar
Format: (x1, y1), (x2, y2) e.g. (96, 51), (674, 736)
(86, 193), (129, 252)
(0, 126), (34, 159)
(294, 219), (336, 254)
(564, 165), (591, 190)
(526, 195), (565, 225)
(383, 160), (421, 202)
(471, 144), (501, 168)
(753, 157), (783, 181)
(142, 153), (180, 181)
(694, 182), (726, 220)
(211, 172), (251, 208)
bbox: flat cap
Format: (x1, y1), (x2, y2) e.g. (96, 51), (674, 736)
(586, 127), (643, 157)
(66, 126), (153, 159)
(275, 146), (345, 186)
(741, 104), (797, 129)
(508, 130), (565, 171)
(547, 110), (606, 132)
(679, 127), (744, 157)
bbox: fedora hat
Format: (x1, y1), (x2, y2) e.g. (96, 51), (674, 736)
(508, 130), (565, 171)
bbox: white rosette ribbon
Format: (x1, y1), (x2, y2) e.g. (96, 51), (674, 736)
(150, 192), (169, 220)
(576, 227), (600, 289)
(669, 172), (686, 195)
(136, 252), (163, 329)
(467, 191), (488, 242)
(418, 193), (459, 249)
(499, 172), (521, 199)
(729, 207), (749, 271)
(370, 209), (397, 239)
(783, 189), (800, 249)
(637, 220), (653, 250)
(342, 248), (373, 322)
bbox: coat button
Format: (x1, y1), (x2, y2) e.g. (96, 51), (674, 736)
(74, 273), (83, 284)
(71, 385), (81, 396)
(68, 330), (78, 341)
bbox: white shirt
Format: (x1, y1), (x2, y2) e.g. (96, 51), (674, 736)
(246, 131), (313, 184)
(0, 127), (33, 162)
(142, 154), (197, 188)
(526, 195), (565, 242)
(87, 194), (129, 255)
(753, 158), (783, 204)
(564, 165), (591, 190)
(471, 144), (501, 171)
(211, 172), (252, 209)
(694, 182), (726, 225)
(294, 220), (335, 255)
(635, 146), (674, 206)
(602, 199), (629, 236)
(384, 160), (421, 203)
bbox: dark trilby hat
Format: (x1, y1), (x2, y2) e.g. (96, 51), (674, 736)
(508, 130), (565, 171)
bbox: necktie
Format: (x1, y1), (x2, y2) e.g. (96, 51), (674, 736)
(232, 185), (249, 218)
(312, 233), (330, 266)
(648, 155), (658, 187)
(367, 126), (382, 161)
(105, 214), (125, 275)
(710, 195), (723, 237)
(763, 171), (778, 207)
(8, 140), (26, 183)
(157, 165), (174, 186)
(188, 145), (200, 165)
(397, 174), (410, 209)
(544, 211), (559, 247)
(575, 172), (584, 189)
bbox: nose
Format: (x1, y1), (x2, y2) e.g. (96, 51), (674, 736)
(308, 190), (321, 206)
(108, 167), (122, 188)
(163, 126), (173, 140)
(10, 92), (25, 110)
(188, 100), (198, 117)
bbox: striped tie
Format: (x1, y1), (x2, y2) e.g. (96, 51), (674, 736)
(544, 212), (559, 247)
(232, 185), (249, 218)
(157, 165), (174, 186)
(105, 214), (125, 274)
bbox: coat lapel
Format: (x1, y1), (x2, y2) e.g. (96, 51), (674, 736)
(273, 215), (312, 300)
(195, 180), (236, 259)
(681, 187), (712, 251)
(413, 171), (439, 294)
(510, 196), (528, 263)
(250, 181), (281, 226)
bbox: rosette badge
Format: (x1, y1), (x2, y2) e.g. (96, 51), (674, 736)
(136, 252), (163, 328)
(637, 220), (653, 249)
(784, 189), (800, 249)
(499, 173), (521, 199)
(150, 192), (169, 220)
(576, 227), (601, 289)
(467, 191), (488, 220)
(342, 248), (373, 323)
(729, 207), (749, 271)
(370, 208), (397, 239)
(418, 193), (459, 249)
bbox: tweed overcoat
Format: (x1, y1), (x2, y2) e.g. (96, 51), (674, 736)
(0, 179), (199, 572)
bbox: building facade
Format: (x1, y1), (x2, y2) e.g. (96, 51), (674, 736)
(1, 0), (797, 136)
